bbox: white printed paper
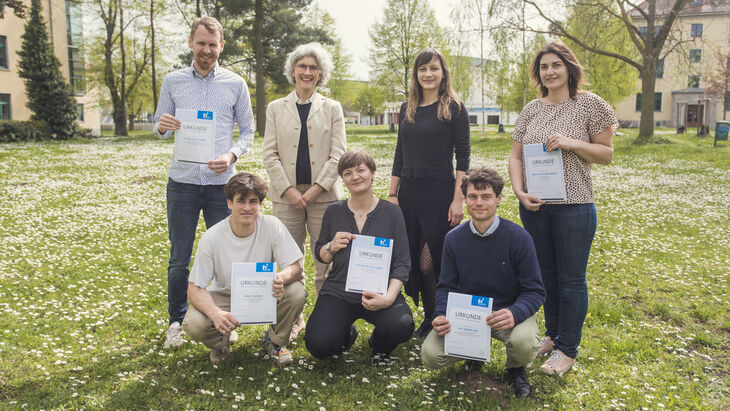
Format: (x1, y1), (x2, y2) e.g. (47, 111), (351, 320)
(345, 235), (393, 295)
(174, 109), (215, 164)
(230, 262), (276, 325)
(523, 143), (567, 201)
(444, 292), (493, 362)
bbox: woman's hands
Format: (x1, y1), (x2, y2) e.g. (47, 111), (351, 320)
(447, 199), (464, 227)
(330, 231), (355, 253)
(515, 191), (545, 212)
(361, 291), (395, 311)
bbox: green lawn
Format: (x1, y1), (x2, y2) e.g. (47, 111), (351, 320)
(0, 126), (728, 409)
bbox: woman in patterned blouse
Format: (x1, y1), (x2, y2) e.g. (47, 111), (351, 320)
(508, 41), (618, 376)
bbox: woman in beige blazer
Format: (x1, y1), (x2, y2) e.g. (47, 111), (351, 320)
(263, 43), (347, 330)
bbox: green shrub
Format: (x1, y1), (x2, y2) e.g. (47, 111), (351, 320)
(0, 120), (52, 142)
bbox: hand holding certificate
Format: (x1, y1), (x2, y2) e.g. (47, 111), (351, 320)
(174, 109), (216, 164)
(345, 235), (393, 295)
(230, 262), (277, 325)
(523, 143), (567, 201)
(444, 292), (493, 362)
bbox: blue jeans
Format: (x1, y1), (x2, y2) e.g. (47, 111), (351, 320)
(166, 178), (230, 324)
(519, 203), (597, 358)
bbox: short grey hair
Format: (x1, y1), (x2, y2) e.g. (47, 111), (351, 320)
(283, 42), (332, 87)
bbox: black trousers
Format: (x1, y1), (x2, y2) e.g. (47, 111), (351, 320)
(305, 293), (415, 358)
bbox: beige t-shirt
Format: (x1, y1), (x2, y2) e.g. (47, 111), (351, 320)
(189, 214), (303, 293)
(512, 92), (618, 204)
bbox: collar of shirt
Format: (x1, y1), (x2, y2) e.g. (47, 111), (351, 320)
(296, 96), (312, 105)
(469, 216), (500, 237)
(189, 61), (219, 79)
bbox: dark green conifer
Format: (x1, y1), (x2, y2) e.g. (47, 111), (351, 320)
(17, 0), (78, 139)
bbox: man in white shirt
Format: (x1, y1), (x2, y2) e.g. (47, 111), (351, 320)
(182, 172), (306, 366)
(153, 16), (255, 349)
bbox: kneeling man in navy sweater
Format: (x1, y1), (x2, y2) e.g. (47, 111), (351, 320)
(421, 167), (545, 398)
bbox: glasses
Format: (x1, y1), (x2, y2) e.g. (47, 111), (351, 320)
(296, 63), (320, 72)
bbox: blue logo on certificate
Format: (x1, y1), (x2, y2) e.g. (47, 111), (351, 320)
(374, 237), (390, 247)
(471, 295), (491, 307)
(256, 263), (273, 272)
(197, 110), (214, 120)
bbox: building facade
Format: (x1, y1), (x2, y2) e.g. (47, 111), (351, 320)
(0, 0), (100, 135)
(615, 0), (730, 130)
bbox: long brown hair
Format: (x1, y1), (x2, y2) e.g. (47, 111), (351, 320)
(404, 48), (461, 123)
(530, 41), (586, 99)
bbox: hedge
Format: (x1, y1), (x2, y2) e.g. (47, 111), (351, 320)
(0, 120), (53, 142)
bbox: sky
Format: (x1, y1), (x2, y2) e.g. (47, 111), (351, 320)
(315, 0), (458, 81)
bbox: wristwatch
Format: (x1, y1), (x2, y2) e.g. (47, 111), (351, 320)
(325, 241), (336, 256)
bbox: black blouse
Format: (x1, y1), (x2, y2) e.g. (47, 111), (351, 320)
(314, 199), (411, 306)
(391, 101), (470, 179)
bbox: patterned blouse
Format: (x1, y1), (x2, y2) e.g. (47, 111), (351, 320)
(512, 92), (618, 204)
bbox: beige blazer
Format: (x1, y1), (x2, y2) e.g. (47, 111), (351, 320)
(263, 90), (346, 203)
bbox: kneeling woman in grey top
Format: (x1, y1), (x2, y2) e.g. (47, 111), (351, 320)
(305, 149), (414, 363)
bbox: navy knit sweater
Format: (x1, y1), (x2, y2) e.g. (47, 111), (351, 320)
(435, 218), (545, 325)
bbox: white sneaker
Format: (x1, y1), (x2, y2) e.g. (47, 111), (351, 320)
(537, 336), (555, 356)
(163, 322), (184, 349)
(539, 349), (575, 375)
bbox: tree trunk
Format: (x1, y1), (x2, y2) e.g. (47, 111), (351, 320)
(128, 114), (135, 131)
(150, 0), (157, 113)
(636, 60), (657, 143)
(254, 0), (266, 136)
(117, 0), (128, 136)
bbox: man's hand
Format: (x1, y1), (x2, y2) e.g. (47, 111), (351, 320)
(272, 273), (284, 298)
(284, 187), (307, 209)
(431, 315), (451, 336)
(486, 308), (515, 331)
(301, 184), (324, 204)
(157, 113), (181, 134)
(211, 309), (240, 335)
(208, 152), (236, 174)
(361, 291), (395, 311)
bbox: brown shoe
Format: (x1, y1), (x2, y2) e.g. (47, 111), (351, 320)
(539, 349), (575, 376)
(290, 313), (305, 341)
(537, 336), (554, 356)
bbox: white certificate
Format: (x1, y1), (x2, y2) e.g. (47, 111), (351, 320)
(345, 235), (393, 295)
(174, 109), (216, 164)
(523, 143), (567, 201)
(444, 292), (493, 362)
(230, 262), (277, 325)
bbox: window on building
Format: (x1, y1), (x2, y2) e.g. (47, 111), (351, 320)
(66, 1), (85, 96)
(725, 92), (730, 112)
(688, 75), (701, 88)
(67, 47), (85, 95)
(639, 25), (664, 40)
(0, 36), (7, 69)
(0, 94), (10, 120)
(639, 58), (664, 79)
(635, 93), (662, 112)
(691, 23), (703, 38)
(689, 49), (702, 62)
(77, 103), (84, 121)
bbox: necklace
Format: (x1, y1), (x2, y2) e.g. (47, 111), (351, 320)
(351, 195), (376, 219)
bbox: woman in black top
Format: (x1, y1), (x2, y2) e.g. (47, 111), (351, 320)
(305, 150), (414, 364)
(389, 48), (470, 338)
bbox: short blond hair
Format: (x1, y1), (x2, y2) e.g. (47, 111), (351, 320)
(190, 16), (224, 42)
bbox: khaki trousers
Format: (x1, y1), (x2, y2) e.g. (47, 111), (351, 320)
(421, 314), (540, 369)
(182, 283), (307, 350)
(272, 187), (332, 297)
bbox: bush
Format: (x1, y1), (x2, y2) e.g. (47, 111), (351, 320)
(0, 120), (52, 142)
